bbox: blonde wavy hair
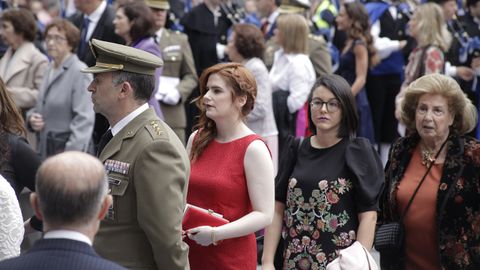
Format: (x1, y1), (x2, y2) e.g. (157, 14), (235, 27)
(413, 3), (451, 52)
(401, 74), (477, 135)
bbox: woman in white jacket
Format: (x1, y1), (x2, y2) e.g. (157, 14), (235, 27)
(269, 13), (315, 155)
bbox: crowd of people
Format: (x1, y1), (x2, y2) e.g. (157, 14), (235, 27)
(0, 0), (478, 269)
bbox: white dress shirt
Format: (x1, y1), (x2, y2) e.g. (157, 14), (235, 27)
(269, 49), (316, 114)
(44, 230), (92, 246)
(111, 103), (149, 136)
(83, 0), (107, 42)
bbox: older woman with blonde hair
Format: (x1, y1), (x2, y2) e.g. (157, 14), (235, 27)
(379, 73), (480, 270)
(395, 3), (451, 121)
(270, 13), (315, 155)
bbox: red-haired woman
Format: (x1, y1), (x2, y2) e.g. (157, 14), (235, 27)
(185, 62), (274, 270)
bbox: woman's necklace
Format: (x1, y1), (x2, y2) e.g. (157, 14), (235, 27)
(420, 147), (436, 167)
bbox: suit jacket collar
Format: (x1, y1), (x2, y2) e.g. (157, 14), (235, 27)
(99, 108), (156, 161)
(0, 42), (37, 83)
(28, 238), (98, 257)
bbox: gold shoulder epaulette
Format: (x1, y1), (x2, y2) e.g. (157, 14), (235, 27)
(145, 120), (165, 138)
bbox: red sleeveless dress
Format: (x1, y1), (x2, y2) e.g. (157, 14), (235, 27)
(187, 134), (261, 270)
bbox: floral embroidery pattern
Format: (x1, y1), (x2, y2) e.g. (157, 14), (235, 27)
(282, 177), (356, 269)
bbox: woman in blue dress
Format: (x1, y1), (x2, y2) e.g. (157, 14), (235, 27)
(335, 1), (378, 144)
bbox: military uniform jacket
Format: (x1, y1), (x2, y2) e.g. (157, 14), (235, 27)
(159, 29), (197, 132)
(94, 108), (190, 270)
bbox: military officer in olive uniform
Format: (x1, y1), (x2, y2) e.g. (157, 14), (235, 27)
(82, 39), (190, 270)
(146, 0), (198, 144)
(264, 0), (332, 77)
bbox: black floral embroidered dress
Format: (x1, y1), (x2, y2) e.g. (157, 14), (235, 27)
(276, 137), (384, 270)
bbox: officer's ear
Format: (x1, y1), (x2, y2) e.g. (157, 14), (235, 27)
(118, 81), (135, 99)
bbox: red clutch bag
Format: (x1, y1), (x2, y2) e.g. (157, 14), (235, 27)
(182, 204), (229, 231)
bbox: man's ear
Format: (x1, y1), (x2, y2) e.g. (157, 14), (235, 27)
(118, 81), (134, 99)
(98, 195), (113, 220)
(30, 193), (43, 221)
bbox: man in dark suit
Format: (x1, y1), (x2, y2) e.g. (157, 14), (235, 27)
(0, 151), (126, 270)
(69, 0), (124, 145)
(83, 39), (190, 270)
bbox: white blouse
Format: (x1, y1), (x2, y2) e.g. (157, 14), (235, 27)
(0, 174), (24, 261)
(269, 49), (316, 114)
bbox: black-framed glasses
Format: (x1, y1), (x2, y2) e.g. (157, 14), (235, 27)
(310, 98), (340, 113)
(45, 35), (67, 43)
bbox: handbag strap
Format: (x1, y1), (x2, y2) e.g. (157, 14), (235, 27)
(400, 139), (448, 221)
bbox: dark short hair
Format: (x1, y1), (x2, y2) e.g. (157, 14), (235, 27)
(307, 74), (359, 138)
(112, 71), (155, 102)
(119, 1), (155, 43)
(233, 23), (265, 59)
(45, 19), (80, 52)
(1, 8), (37, 42)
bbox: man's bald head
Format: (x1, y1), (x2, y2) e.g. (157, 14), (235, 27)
(35, 152), (107, 228)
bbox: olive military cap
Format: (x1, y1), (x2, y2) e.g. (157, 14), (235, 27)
(278, 0), (311, 14)
(144, 0), (170, 9)
(81, 39), (163, 76)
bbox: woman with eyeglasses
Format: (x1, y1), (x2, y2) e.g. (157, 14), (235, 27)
(261, 74), (384, 270)
(27, 19), (94, 159)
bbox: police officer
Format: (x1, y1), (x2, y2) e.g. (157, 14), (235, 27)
(82, 39), (190, 270)
(146, 0), (198, 144)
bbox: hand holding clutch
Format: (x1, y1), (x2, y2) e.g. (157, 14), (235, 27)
(187, 226), (218, 246)
(183, 204), (229, 246)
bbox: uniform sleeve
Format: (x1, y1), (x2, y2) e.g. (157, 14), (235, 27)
(134, 138), (189, 270)
(345, 137), (385, 212)
(177, 34), (198, 102)
(275, 136), (301, 203)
